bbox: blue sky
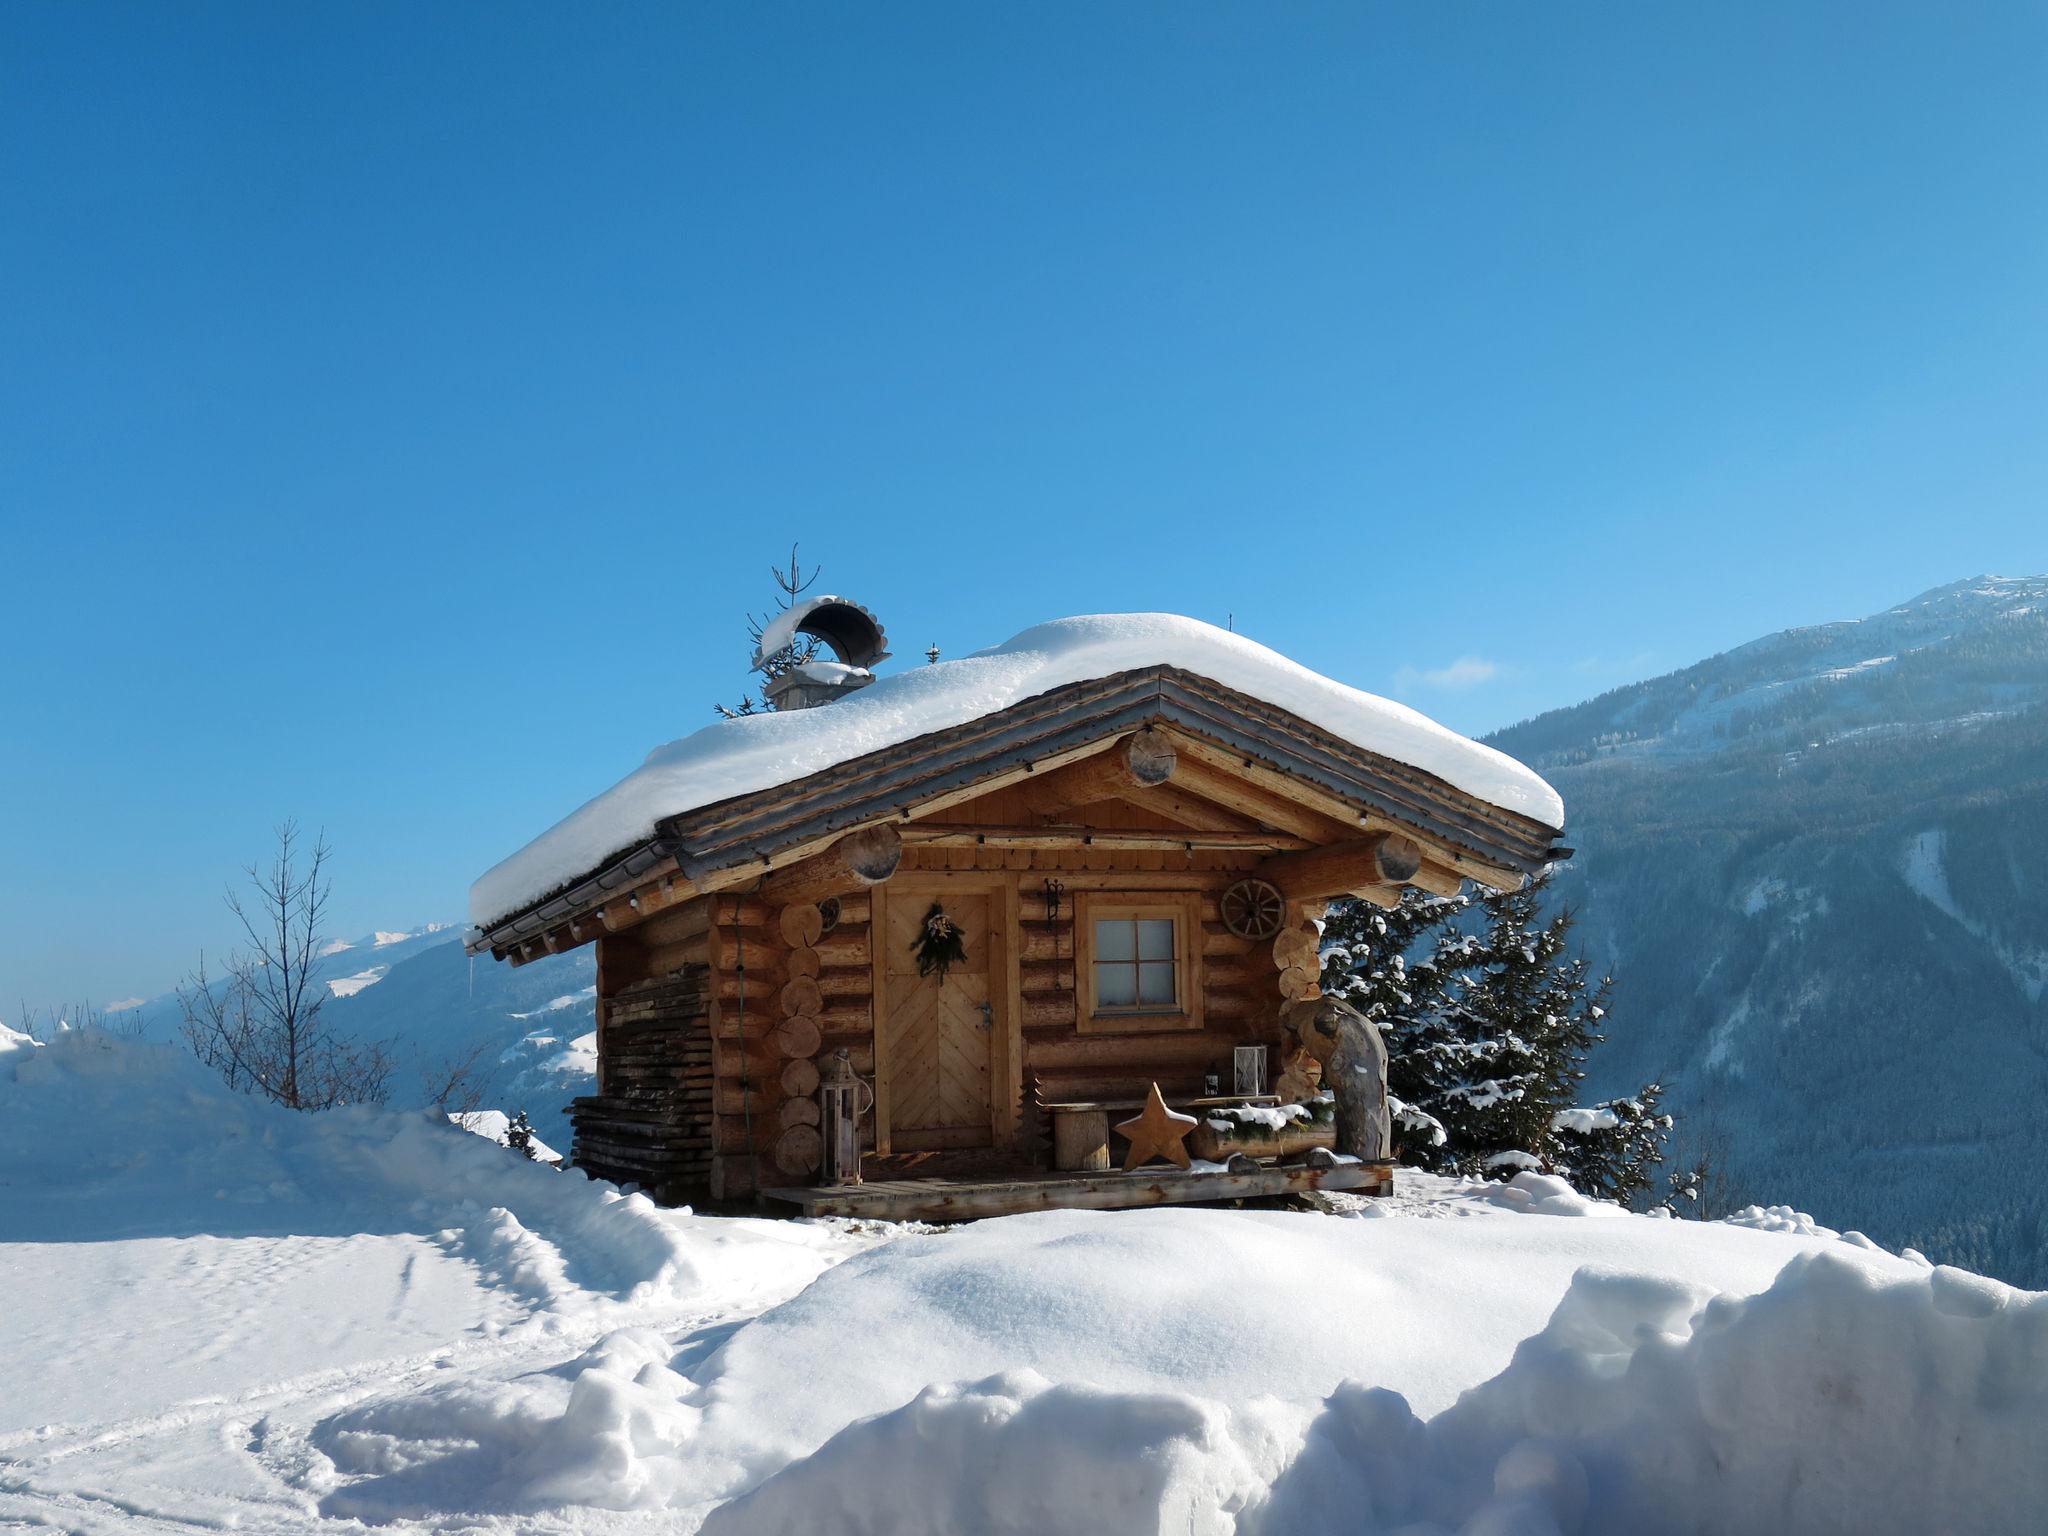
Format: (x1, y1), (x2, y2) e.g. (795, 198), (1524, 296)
(5, 2), (2046, 1008)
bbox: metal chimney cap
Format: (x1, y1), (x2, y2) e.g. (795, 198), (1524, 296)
(752, 595), (892, 673)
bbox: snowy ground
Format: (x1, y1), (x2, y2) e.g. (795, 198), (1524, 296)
(3, 1026), (2043, 1534)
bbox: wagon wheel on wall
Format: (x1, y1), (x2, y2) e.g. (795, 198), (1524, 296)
(1220, 877), (1286, 941)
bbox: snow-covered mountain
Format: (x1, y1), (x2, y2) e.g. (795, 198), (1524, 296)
(1489, 575), (2048, 1285)
(315, 922), (461, 997)
(116, 923), (597, 1130)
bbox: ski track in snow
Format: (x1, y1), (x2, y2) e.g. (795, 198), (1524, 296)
(0, 1292), (776, 1535)
(0, 1194), (869, 1534)
(0, 1029), (872, 1534)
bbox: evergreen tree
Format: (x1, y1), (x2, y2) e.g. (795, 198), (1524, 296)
(506, 1109), (538, 1161)
(1319, 873), (1672, 1204)
(1552, 1083), (1673, 1205)
(1320, 887), (1466, 1166)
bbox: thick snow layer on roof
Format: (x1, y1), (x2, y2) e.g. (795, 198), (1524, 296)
(471, 614), (1564, 929)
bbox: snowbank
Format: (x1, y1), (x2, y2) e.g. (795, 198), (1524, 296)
(703, 1370), (1274, 1536)
(1476, 1169), (1628, 1217)
(310, 1187), (2008, 1530)
(471, 613), (1564, 927)
(0, 1029), (858, 1430)
(704, 1250), (2048, 1536)
(0, 1028), (842, 1313)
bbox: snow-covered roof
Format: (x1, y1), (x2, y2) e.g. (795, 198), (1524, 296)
(470, 614), (1563, 930)
(449, 1109), (563, 1165)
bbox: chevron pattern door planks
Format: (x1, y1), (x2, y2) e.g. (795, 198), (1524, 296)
(883, 892), (993, 1146)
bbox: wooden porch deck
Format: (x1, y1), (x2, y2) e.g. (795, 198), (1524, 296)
(764, 1158), (1393, 1222)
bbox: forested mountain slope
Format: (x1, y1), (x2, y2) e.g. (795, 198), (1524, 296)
(1488, 577), (2048, 1284)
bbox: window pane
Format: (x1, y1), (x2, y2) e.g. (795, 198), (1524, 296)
(1138, 960), (1177, 1006)
(1137, 918), (1176, 960)
(1096, 961), (1137, 1007)
(1095, 918), (1136, 961)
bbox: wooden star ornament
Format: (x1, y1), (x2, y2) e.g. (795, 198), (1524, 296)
(1116, 1082), (1198, 1171)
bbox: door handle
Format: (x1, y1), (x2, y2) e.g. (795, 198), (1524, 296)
(978, 1001), (993, 1030)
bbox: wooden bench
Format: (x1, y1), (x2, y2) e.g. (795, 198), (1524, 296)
(1047, 1094), (1282, 1171)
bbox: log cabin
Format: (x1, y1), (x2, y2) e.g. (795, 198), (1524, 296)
(466, 605), (1566, 1221)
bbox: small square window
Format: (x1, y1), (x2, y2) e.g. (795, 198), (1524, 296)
(1076, 893), (1204, 1033)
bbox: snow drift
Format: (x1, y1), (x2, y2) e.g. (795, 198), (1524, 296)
(0, 1027), (848, 1326)
(705, 1250), (2047, 1536)
(470, 613), (1565, 927)
(305, 1193), (2043, 1533)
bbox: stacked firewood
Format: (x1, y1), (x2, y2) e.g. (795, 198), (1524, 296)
(567, 966), (713, 1201)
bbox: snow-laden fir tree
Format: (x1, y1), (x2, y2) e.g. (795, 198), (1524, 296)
(1319, 872), (1673, 1205)
(1314, 886), (1465, 1160)
(506, 1109), (538, 1161)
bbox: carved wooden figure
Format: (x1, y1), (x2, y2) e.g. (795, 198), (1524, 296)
(1282, 995), (1391, 1160)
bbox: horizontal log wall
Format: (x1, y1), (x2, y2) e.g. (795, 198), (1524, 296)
(588, 842), (1303, 1202)
(899, 844), (1262, 876)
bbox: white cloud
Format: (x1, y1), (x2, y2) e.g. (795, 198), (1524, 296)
(1394, 655), (1500, 692)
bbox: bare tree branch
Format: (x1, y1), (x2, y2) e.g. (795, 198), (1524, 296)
(12, 998), (121, 1042)
(177, 822), (393, 1110)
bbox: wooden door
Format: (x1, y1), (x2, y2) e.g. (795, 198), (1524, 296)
(881, 891), (994, 1151)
